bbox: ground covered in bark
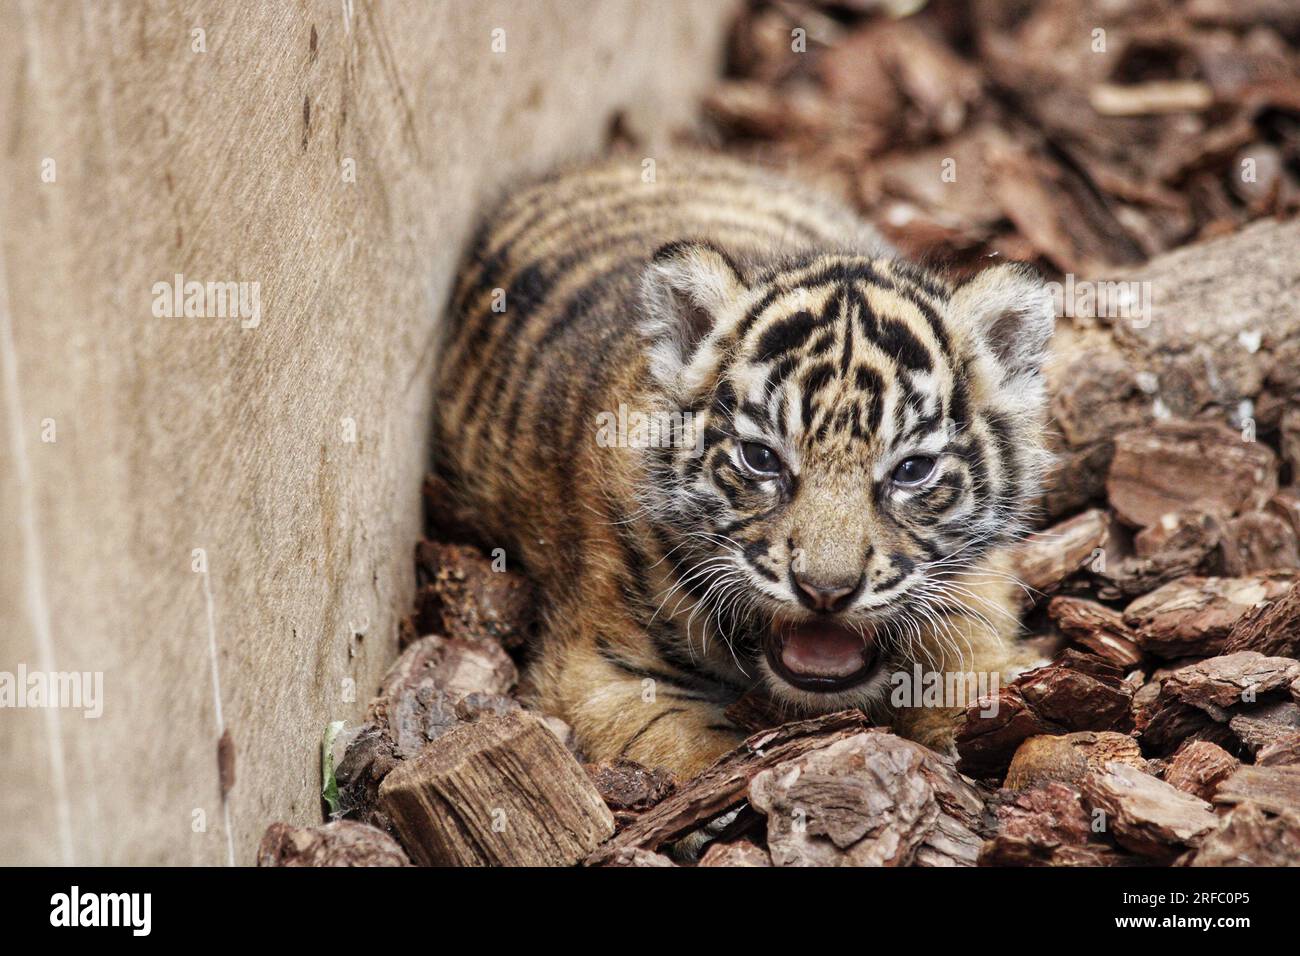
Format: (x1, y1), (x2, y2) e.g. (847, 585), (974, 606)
(258, 0), (1300, 867)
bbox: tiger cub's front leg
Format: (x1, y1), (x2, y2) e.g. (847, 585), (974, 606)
(527, 625), (745, 779)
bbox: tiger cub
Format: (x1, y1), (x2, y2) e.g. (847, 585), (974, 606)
(433, 153), (1053, 777)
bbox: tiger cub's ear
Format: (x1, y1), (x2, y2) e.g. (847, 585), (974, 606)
(639, 240), (746, 393)
(948, 261), (1055, 384)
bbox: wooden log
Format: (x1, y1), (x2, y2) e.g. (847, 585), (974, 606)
(256, 821), (410, 867)
(1123, 572), (1300, 658)
(378, 711), (614, 866)
(585, 711), (870, 863)
(1047, 597), (1143, 667)
(1106, 422), (1277, 529)
(1003, 732), (1145, 791)
(1184, 803), (1300, 867)
(1082, 763), (1218, 861)
(1163, 741), (1240, 802)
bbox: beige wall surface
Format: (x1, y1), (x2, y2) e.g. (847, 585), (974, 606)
(0, 0), (732, 864)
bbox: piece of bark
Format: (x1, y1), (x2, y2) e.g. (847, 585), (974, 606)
(1222, 583), (1300, 657)
(332, 724), (401, 830)
(1015, 650), (1133, 732)
(1094, 510), (1222, 601)
(1214, 765), (1300, 816)
(1013, 509), (1109, 597)
(698, 840), (772, 868)
(1267, 490), (1300, 538)
(1184, 802), (1300, 867)
(749, 730), (985, 867)
(956, 689), (1065, 780)
(1258, 732), (1300, 767)
(1048, 597), (1143, 667)
(256, 821), (410, 867)
(1124, 572), (1299, 658)
(368, 633), (518, 759)
(596, 847), (677, 868)
(722, 689), (797, 734)
(379, 711), (615, 866)
(979, 783), (1132, 867)
(1162, 652), (1300, 712)
(585, 759), (677, 830)
(1139, 697), (1242, 757)
(454, 692), (521, 722)
(1135, 509), (1222, 558)
(1217, 511), (1300, 575)
(1228, 702), (1300, 754)
(413, 540), (536, 650)
(586, 711), (870, 863)
(1082, 763), (1218, 861)
(1163, 741), (1240, 802)
(1003, 732), (1145, 791)
(1107, 421), (1277, 529)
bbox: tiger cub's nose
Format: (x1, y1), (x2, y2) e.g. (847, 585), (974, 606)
(793, 571), (862, 613)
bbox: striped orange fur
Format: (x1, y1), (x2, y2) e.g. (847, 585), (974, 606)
(433, 154), (1053, 776)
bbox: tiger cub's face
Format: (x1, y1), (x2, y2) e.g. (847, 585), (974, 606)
(639, 241), (1054, 711)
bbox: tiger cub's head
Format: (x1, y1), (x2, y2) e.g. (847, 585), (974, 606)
(637, 241), (1054, 710)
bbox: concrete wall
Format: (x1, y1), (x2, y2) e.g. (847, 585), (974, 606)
(0, 0), (733, 865)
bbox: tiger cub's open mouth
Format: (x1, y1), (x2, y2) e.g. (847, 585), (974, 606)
(765, 619), (880, 692)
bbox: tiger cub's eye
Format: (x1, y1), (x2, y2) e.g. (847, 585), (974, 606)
(739, 441), (781, 475)
(892, 455), (936, 486)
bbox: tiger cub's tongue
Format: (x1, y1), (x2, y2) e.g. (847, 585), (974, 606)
(780, 621), (872, 678)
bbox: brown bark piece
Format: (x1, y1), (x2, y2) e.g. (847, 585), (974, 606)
(413, 540), (536, 650)
(596, 847), (678, 867)
(585, 759), (678, 829)
(1258, 733), (1300, 767)
(367, 633), (519, 759)
(586, 711), (870, 863)
(698, 840), (773, 867)
(1218, 511), (1300, 575)
(749, 731), (985, 867)
(722, 689), (798, 734)
(979, 783), (1132, 867)
(1222, 583), (1300, 657)
(1083, 763), (1218, 861)
(1015, 651), (1133, 732)
(1163, 741), (1240, 802)
(379, 711), (615, 866)
(1048, 597), (1143, 667)
(1013, 509), (1109, 597)
(1004, 732), (1145, 791)
(1184, 803), (1300, 867)
(1124, 573), (1299, 658)
(1162, 652), (1300, 711)
(256, 821), (410, 867)
(1107, 422), (1277, 529)
(1229, 703), (1300, 754)
(1214, 765), (1300, 816)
